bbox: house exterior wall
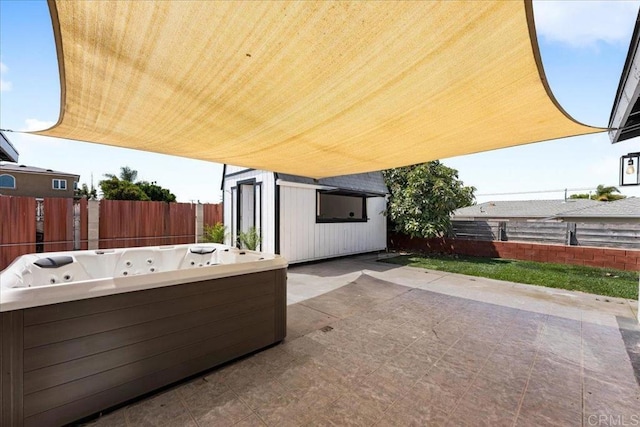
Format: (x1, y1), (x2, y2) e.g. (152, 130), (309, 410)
(0, 170), (78, 198)
(279, 183), (387, 263)
(223, 167), (388, 263)
(222, 169), (276, 253)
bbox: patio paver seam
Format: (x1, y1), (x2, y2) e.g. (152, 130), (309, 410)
(512, 314), (549, 427)
(581, 311), (585, 427)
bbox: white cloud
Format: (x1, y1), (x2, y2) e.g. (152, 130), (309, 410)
(22, 118), (55, 132)
(0, 61), (11, 92)
(534, 0), (640, 47)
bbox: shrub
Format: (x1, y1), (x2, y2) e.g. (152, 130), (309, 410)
(203, 222), (227, 244)
(239, 227), (261, 251)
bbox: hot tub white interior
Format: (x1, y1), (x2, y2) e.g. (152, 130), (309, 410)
(0, 244), (287, 312)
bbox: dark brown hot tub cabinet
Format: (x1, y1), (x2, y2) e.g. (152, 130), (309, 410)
(1, 268), (287, 427)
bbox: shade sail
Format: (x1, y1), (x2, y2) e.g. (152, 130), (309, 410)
(37, 0), (601, 178)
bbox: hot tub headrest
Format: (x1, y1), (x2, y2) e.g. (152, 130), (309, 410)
(189, 247), (216, 255)
(34, 256), (75, 269)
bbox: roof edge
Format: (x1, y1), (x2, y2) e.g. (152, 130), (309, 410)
(0, 131), (19, 162)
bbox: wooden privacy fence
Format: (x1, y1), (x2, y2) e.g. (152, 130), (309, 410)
(203, 203), (223, 227)
(43, 198), (88, 252)
(451, 220), (639, 250)
(0, 196), (222, 270)
(0, 196), (36, 270)
(99, 200), (197, 248)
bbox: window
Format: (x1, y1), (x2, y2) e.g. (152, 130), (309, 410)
(316, 191), (367, 223)
(0, 174), (15, 189)
(73, 181), (78, 190)
(52, 179), (67, 190)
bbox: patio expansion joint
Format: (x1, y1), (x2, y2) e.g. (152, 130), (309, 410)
(581, 311), (586, 427)
(176, 387), (203, 427)
(512, 314), (550, 427)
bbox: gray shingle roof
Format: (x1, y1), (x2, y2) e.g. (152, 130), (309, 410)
(556, 197), (640, 219)
(453, 199), (600, 219)
(0, 163), (79, 177)
(277, 171), (388, 196)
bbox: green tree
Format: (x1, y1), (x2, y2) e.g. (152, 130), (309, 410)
(383, 161), (475, 238)
(99, 176), (150, 201)
(99, 167), (177, 202)
(137, 181), (177, 202)
(75, 182), (98, 199)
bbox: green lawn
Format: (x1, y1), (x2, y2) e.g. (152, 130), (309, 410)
(380, 254), (639, 300)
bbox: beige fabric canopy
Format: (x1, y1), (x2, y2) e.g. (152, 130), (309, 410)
(38, 0), (601, 178)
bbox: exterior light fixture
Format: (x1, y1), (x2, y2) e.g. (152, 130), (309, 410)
(620, 152), (640, 186)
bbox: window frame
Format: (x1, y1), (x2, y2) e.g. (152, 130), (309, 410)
(0, 174), (16, 189)
(315, 190), (368, 224)
(52, 178), (67, 190)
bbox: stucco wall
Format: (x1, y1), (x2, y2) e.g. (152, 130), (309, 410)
(0, 170), (78, 198)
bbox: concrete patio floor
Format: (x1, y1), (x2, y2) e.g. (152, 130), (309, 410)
(84, 254), (639, 427)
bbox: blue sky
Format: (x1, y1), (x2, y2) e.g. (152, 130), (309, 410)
(1, 0), (640, 203)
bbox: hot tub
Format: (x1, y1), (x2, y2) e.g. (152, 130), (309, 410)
(0, 244), (287, 427)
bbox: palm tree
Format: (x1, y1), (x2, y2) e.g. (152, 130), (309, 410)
(594, 184), (625, 201)
(118, 166), (138, 182)
(103, 166), (138, 183)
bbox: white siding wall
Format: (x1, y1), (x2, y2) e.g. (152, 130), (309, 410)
(279, 185), (387, 264)
(225, 165), (253, 175)
(223, 169), (276, 253)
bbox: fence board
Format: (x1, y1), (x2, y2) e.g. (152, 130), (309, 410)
(575, 222), (640, 249)
(43, 198), (74, 253)
(0, 196), (36, 270)
(451, 219), (639, 249)
(504, 222), (567, 245)
(203, 204), (223, 227)
(99, 200), (204, 249)
(99, 200), (166, 248)
(167, 203), (195, 245)
(451, 221), (498, 241)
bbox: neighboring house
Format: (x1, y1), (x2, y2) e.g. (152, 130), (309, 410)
(222, 166), (388, 264)
(0, 131), (19, 162)
(554, 197), (640, 224)
(452, 199), (599, 222)
(0, 163), (80, 198)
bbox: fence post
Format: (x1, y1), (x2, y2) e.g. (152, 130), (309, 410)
(195, 203), (204, 243)
(88, 200), (100, 249)
(498, 221), (507, 241)
(566, 222), (577, 246)
(73, 202), (81, 250)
